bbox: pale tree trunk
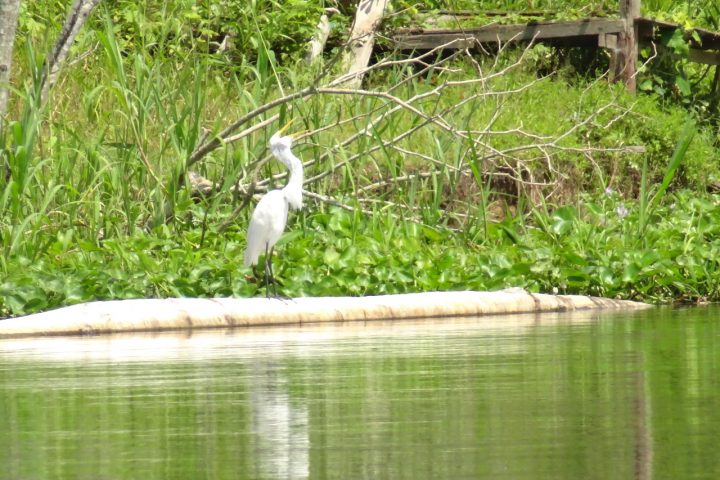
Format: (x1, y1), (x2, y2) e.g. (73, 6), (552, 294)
(342, 0), (389, 88)
(0, 0), (21, 121)
(305, 9), (338, 64)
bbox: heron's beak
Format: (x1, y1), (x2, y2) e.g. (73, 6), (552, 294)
(289, 130), (308, 140)
(276, 118), (295, 136)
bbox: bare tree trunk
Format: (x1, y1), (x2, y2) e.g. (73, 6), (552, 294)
(341, 0), (389, 88)
(40, 0), (102, 104)
(305, 8), (339, 64)
(0, 0), (21, 121)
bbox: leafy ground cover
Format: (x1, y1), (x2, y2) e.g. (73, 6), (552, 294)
(1, 1), (720, 317)
(3, 184), (720, 316)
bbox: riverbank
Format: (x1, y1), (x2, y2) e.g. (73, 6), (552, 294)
(2, 1), (720, 316)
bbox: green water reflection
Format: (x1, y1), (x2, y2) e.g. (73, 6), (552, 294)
(0, 307), (719, 479)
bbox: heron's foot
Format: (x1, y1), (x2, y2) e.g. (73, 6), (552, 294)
(268, 293), (294, 304)
(246, 268), (284, 288)
(264, 284), (290, 300)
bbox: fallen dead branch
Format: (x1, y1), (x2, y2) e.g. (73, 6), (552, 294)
(186, 37), (647, 229)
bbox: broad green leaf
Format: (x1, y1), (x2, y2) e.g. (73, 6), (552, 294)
(323, 248), (340, 266)
(675, 76), (691, 97)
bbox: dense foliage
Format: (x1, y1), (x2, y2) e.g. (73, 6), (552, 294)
(1, 0), (720, 316)
(396, 0), (719, 29)
(20, 0), (327, 62)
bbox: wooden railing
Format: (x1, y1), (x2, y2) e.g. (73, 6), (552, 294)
(390, 0), (720, 93)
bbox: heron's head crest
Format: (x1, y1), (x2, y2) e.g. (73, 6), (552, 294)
(269, 132), (294, 151)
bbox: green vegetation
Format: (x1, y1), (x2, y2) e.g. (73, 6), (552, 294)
(397, 0), (719, 29)
(1, 0), (720, 317)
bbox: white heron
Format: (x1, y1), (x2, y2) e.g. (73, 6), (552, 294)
(244, 121), (304, 297)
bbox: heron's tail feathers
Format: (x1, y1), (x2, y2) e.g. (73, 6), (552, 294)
(244, 235), (263, 267)
(244, 247), (260, 267)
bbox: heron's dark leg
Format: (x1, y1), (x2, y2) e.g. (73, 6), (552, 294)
(264, 243), (271, 299)
(267, 246), (278, 298)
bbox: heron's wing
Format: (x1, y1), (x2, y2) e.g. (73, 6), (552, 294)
(244, 190), (289, 267)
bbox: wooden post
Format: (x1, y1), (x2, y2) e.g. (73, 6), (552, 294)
(709, 65), (720, 115)
(615, 0), (640, 93)
(601, 33), (619, 82)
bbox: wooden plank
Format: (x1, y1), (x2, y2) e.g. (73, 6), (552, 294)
(598, 33), (618, 49)
(636, 17), (720, 51)
(399, 16), (720, 53)
(601, 33), (621, 83)
(435, 10), (547, 17)
(396, 18), (625, 38)
(342, 0), (389, 88)
(691, 27), (720, 51)
(688, 49), (720, 66)
(393, 18), (625, 49)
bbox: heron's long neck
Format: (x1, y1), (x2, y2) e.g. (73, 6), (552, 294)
(279, 150), (303, 210)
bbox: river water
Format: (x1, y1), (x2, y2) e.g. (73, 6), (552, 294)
(0, 306), (718, 479)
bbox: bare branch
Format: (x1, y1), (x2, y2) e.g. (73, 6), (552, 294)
(188, 36), (647, 228)
(187, 87), (316, 169)
(41, 0), (102, 104)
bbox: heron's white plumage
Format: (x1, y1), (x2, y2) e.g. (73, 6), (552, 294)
(243, 131), (304, 269)
(244, 190), (289, 267)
